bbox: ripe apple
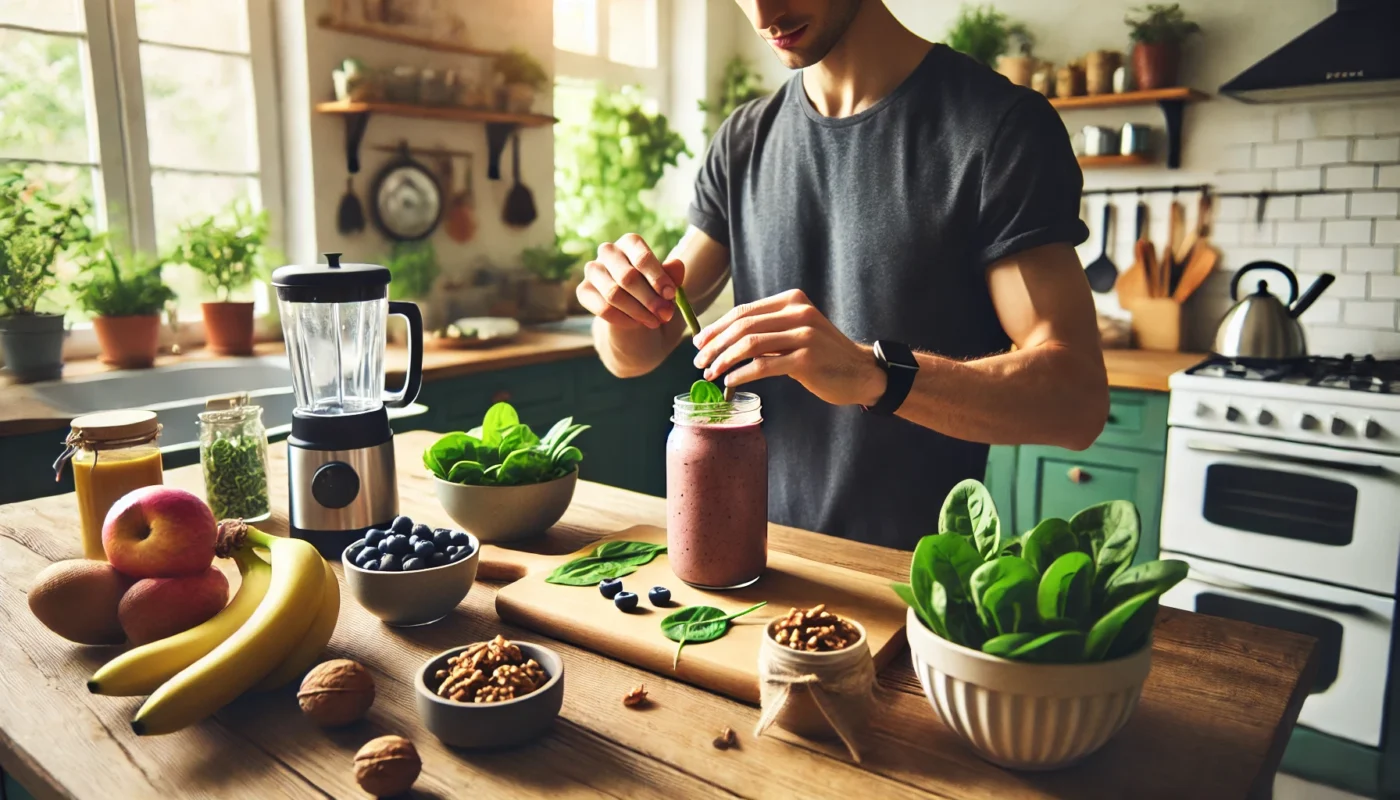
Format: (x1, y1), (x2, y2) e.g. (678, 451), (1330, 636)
(118, 566), (229, 645)
(102, 486), (218, 578)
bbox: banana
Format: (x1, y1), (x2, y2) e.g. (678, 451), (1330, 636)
(89, 549), (272, 697)
(132, 523), (325, 736)
(252, 557), (340, 691)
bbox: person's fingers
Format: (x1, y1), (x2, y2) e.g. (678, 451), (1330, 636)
(576, 278), (644, 329)
(614, 233), (677, 300)
(693, 308), (805, 369)
(704, 330), (809, 381)
(584, 260), (658, 328)
(693, 288), (811, 349)
(662, 259), (686, 287)
(722, 352), (801, 389)
(597, 241), (668, 323)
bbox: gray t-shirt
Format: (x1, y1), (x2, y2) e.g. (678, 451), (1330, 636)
(687, 44), (1088, 551)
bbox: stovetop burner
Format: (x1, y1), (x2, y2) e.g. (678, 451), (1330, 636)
(1187, 355), (1400, 393)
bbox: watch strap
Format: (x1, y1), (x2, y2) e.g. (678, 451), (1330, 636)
(868, 340), (917, 416)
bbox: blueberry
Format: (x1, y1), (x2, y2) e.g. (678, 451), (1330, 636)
(411, 522), (433, 540)
(346, 545), (363, 563)
(413, 540), (436, 559)
(430, 552), (449, 568)
(432, 529), (453, 550)
(408, 534), (421, 547)
(390, 515), (414, 536)
(648, 586), (671, 606)
(402, 557), (425, 571)
(362, 558), (380, 571)
(599, 578), (623, 598)
(377, 537), (395, 554)
(387, 535), (411, 556)
(353, 548), (374, 567)
(458, 541), (475, 557)
(378, 553), (400, 571)
(364, 529), (386, 547)
(449, 548), (471, 562)
(450, 530), (470, 548)
(614, 591), (639, 612)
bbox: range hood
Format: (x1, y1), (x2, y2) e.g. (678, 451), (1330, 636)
(1219, 0), (1400, 104)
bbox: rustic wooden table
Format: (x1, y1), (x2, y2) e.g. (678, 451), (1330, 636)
(0, 430), (1316, 799)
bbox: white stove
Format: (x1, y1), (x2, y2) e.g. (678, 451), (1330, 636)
(1160, 355), (1400, 748)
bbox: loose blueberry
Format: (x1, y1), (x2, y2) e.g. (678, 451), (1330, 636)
(378, 553), (400, 571)
(387, 535), (411, 556)
(429, 552), (450, 568)
(411, 523), (434, 540)
(346, 545), (363, 563)
(648, 586), (671, 605)
(390, 515), (414, 536)
(599, 578), (623, 598)
(402, 557), (425, 571)
(450, 530), (470, 548)
(432, 529), (453, 550)
(364, 529), (386, 547)
(362, 558), (380, 571)
(614, 591), (639, 612)
(413, 540), (436, 559)
(449, 548), (471, 562)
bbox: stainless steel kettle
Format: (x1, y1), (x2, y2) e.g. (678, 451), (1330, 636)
(1213, 261), (1334, 359)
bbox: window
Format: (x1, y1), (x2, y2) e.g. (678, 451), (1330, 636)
(552, 0), (668, 110)
(0, 0), (281, 328)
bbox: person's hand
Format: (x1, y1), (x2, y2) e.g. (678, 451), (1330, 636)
(576, 233), (685, 330)
(692, 289), (888, 407)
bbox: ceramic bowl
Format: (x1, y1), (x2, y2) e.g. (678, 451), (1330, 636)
(906, 607), (1152, 770)
(433, 470), (577, 543)
(415, 641), (565, 749)
(342, 533), (480, 626)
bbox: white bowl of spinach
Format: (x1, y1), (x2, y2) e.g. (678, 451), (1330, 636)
(896, 479), (1188, 770)
(424, 402), (588, 542)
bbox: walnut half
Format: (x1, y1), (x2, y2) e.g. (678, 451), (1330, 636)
(622, 684), (649, 708)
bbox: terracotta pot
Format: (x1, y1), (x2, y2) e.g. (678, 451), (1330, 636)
(520, 279), (568, 323)
(0, 312), (66, 382)
(1132, 41), (1181, 90)
(502, 83), (536, 113)
(92, 314), (161, 369)
(995, 56), (1036, 88)
(201, 301), (255, 356)
(1084, 50), (1122, 95)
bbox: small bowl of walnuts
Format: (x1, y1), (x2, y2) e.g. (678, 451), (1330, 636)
(414, 635), (565, 749)
(759, 604), (874, 741)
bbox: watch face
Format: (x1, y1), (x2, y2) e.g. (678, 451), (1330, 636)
(876, 340), (917, 369)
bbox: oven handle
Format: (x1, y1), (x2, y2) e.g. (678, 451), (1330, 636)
(1186, 441), (1390, 476)
(1187, 568), (1382, 620)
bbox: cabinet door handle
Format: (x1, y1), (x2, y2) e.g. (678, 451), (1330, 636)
(1067, 467), (1090, 484)
(1105, 413), (1117, 425)
(491, 390), (513, 404)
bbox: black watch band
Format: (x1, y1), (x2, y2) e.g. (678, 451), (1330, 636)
(866, 340), (918, 416)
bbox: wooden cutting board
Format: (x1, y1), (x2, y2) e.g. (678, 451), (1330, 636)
(476, 525), (909, 704)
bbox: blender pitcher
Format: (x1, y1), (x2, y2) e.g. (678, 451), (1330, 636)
(272, 253), (424, 558)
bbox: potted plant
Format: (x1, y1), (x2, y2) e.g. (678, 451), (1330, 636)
(173, 201), (269, 356)
(894, 479), (1188, 770)
(997, 24), (1036, 87)
(70, 248), (176, 369)
(520, 237), (579, 323)
(946, 4), (1032, 80)
(1125, 3), (1201, 90)
(494, 48), (549, 113)
(0, 170), (94, 382)
(698, 57), (768, 139)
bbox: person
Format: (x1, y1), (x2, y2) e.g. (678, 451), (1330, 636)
(576, 0), (1109, 550)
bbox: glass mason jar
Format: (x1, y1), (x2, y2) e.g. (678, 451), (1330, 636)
(54, 410), (164, 560)
(199, 395), (271, 523)
(665, 392), (767, 589)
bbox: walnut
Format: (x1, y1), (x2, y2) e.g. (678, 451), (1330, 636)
(770, 605), (861, 652)
(434, 636), (549, 704)
(353, 735), (421, 797)
(713, 727), (738, 750)
(622, 684), (649, 708)
(297, 659), (375, 727)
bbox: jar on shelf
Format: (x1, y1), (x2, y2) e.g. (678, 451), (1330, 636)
(199, 393), (271, 523)
(55, 410), (164, 560)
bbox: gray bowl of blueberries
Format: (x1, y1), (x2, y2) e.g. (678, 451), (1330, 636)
(343, 514), (480, 627)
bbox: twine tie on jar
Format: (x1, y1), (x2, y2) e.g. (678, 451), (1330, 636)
(755, 644), (877, 762)
(53, 424), (162, 481)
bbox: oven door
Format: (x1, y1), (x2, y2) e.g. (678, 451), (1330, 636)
(1162, 428), (1400, 595)
(1162, 552), (1393, 747)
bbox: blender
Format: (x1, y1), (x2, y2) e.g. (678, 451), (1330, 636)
(272, 253), (423, 558)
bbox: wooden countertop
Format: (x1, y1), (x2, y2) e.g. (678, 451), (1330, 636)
(0, 430), (1316, 799)
(1102, 350), (1203, 393)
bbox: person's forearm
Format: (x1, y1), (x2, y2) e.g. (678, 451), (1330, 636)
(592, 314), (689, 378)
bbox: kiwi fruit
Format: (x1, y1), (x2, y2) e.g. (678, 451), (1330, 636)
(28, 560), (134, 645)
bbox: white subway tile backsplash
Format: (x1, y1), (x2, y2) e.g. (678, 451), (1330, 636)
(1351, 191), (1400, 218)
(1276, 110), (1319, 141)
(1215, 171), (1271, 193)
(1276, 168), (1323, 191)
(1298, 193), (1348, 219)
(1300, 139), (1350, 166)
(1326, 164), (1378, 189)
(1214, 195), (1252, 222)
(1263, 195), (1297, 221)
(1380, 165), (1400, 189)
(1357, 107), (1400, 136)
(1213, 221), (1275, 246)
(1298, 247), (1344, 272)
(1371, 275), (1400, 299)
(1346, 246), (1398, 274)
(1304, 298), (1343, 324)
(1220, 144), (1254, 172)
(1223, 246), (1297, 269)
(1221, 114), (1279, 144)
(1325, 219), (1375, 245)
(1377, 220), (1400, 245)
(1343, 301), (1397, 328)
(1255, 142), (1299, 169)
(1276, 220), (1322, 245)
(1354, 136), (1400, 163)
(1300, 272), (1365, 298)
(1306, 326), (1400, 357)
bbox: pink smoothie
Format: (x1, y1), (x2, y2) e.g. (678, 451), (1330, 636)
(666, 420), (768, 589)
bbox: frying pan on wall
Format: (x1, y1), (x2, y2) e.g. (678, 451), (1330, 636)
(369, 142), (444, 241)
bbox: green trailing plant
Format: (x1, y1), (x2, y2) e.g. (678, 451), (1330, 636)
(892, 479), (1188, 663)
(384, 240), (439, 300)
(1125, 4), (1201, 45)
(945, 4), (1031, 66)
(661, 602), (767, 668)
(423, 402), (590, 488)
(70, 248), (176, 318)
(522, 236), (581, 283)
(0, 168), (97, 316)
(495, 48), (550, 91)
(172, 201), (269, 301)
(697, 56), (768, 139)
(555, 84), (690, 260)
(544, 540), (668, 586)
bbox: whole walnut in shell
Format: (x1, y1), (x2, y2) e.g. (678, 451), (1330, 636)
(354, 735), (421, 797)
(297, 659), (375, 727)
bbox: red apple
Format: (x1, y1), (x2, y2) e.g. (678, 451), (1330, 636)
(102, 486), (218, 578)
(118, 566), (230, 645)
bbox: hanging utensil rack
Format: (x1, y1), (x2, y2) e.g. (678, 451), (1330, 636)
(1082, 184), (1364, 224)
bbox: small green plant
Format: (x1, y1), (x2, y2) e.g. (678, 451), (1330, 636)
(423, 402), (590, 487)
(70, 248), (176, 318)
(892, 479), (1188, 663)
(1125, 3), (1201, 44)
(494, 48), (550, 91)
(384, 240), (439, 300)
(522, 236), (580, 283)
(698, 57), (768, 139)
(544, 540), (668, 586)
(0, 168), (97, 316)
(172, 201), (269, 301)
(945, 4), (1031, 66)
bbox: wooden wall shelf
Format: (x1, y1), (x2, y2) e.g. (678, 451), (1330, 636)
(1079, 153), (1155, 169)
(316, 16), (503, 58)
(1051, 87), (1210, 170)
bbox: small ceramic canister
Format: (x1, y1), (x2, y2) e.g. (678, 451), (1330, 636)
(755, 617), (875, 761)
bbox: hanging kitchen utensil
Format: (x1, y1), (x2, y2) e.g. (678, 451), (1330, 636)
(1213, 262), (1335, 360)
(1159, 196), (1185, 298)
(502, 131), (537, 228)
(1084, 202), (1118, 293)
(1116, 200), (1151, 304)
(369, 141), (444, 241)
(445, 154), (477, 243)
(1173, 193), (1218, 303)
(336, 114), (370, 235)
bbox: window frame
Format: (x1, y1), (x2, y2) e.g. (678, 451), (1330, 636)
(554, 0), (671, 110)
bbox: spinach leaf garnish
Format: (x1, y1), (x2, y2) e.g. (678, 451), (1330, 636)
(660, 601), (767, 669)
(544, 541), (668, 586)
(424, 402), (590, 487)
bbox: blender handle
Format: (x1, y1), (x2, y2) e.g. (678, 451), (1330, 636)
(386, 301), (424, 408)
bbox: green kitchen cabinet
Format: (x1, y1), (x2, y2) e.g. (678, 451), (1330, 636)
(983, 445), (1017, 530)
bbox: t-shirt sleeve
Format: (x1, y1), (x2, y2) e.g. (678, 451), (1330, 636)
(974, 94), (1089, 267)
(687, 117), (732, 249)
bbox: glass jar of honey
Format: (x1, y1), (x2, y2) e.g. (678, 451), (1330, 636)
(55, 410), (164, 560)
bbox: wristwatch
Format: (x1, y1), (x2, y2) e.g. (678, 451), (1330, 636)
(866, 340), (919, 416)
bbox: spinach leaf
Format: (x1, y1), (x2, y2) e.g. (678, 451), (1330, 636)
(446, 460), (485, 485)
(544, 541), (668, 586)
(497, 424), (540, 463)
(1104, 559), (1190, 611)
(593, 541), (668, 563)
(423, 448), (445, 480)
(927, 533), (984, 601)
(1074, 501), (1141, 604)
(498, 448), (551, 485)
(481, 402), (520, 447)
(689, 379), (725, 404)
(1037, 551), (1095, 627)
(932, 583), (985, 648)
(981, 632), (1039, 658)
(908, 536), (938, 626)
(539, 417), (573, 450)
(425, 432), (474, 479)
(554, 445), (583, 473)
(1005, 629), (1085, 663)
(482, 464), (502, 483)
(977, 573), (1039, 636)
(969, 556), (1037, 618)
(893, 582), (941, 636)
(548, 426), (589, 461)
(1021, 517), (1083, 575)
(998, 535), (1023, 558)
(661, 601), (767, 668)
(1083, 589), (1160, 661)
(939, 479), (1001, 558)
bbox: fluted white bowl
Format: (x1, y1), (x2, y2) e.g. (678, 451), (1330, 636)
(906, 607), (1152, 770)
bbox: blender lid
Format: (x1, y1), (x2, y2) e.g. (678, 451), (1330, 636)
(272, 252), (390, 303)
